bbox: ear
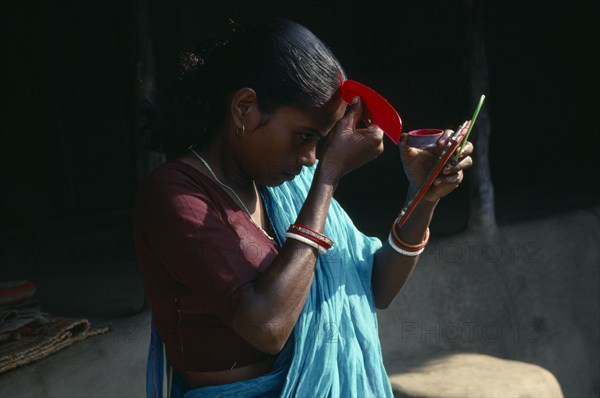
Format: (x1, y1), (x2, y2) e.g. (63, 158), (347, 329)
(230, 88), (259, 132)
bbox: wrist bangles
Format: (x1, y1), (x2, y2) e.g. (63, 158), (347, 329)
(388, 216), (430, 256)
(285, 224), (334, 255)
(284, 218), (428, 257)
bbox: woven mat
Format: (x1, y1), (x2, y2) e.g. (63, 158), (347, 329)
(0, 316), (111, 374)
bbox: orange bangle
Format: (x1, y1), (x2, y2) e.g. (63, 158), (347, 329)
(391, 220), (430, 250)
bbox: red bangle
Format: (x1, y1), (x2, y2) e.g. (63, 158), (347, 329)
(285, 231), (327, 254)
(390, 220), (429, 252)
(287, 228), (333, 250)
(288, 224), (334, 249)
(287, 227), (333, 249)
(389, 233), (424, 253)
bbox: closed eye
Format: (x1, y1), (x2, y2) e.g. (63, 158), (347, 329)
(300, 132), (311, 141)
(295, 128), (326, 146)
(297, 132), (319, 144)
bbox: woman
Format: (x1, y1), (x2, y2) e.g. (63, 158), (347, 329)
(132, 18), (474, 397)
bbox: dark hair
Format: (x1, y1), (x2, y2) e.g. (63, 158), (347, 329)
(154, 18), (346, 160)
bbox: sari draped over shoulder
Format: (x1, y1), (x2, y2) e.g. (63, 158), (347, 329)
(146, 161), (394, 398)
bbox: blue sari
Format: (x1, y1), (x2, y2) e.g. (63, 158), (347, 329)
(146, 161), (393, 398)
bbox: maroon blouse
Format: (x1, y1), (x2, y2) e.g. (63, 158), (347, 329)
(132, 159), (280, 371)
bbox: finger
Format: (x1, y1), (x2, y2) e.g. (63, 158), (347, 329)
(373, 126), (385, 157)
(456, 141), (474, 157)
(442, 155), (473, 175)
(398, 132), (420, 156)
(398, 132), (412, 153)
(356, 125), (384, 154)
(399, 132), (408, 147)
(355, 124), (383, 142)
(434, 170), (464, 186)
(356, 107), (374, 129)
(344, 96), (364, 129)
(437, 129), (454, 147)
(370, 125), (385, 141)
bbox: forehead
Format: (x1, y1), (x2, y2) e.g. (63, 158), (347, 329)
(275, 99), (347, 134)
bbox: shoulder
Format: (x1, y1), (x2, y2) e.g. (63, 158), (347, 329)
(136, 159), (202, 195)
(133, 160), (218, 221)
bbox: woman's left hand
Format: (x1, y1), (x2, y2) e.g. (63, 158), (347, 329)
(399, 130), (474, 202)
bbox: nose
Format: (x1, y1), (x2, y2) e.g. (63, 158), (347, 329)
(298, 145), (317, 168)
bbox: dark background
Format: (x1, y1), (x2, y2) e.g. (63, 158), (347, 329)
(1, 0), (598, 239)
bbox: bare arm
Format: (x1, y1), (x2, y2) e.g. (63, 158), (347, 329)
(371, 133), (475, 310)
(232, 98), (384, 354)
(233, 164), (338, 354)
(371, 192), (438, 309)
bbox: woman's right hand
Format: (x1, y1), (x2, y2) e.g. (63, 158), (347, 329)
(317, 97), (384, 184)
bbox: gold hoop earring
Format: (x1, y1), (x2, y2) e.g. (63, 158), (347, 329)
(236, 124), (245, 136)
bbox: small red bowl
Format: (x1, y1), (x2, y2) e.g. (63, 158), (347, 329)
(407, 128), (443, 148)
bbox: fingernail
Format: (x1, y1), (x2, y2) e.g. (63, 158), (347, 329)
(352, 96), (359, 105)
(434, 179), (441, 186)
(443, 166), (451, 174)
